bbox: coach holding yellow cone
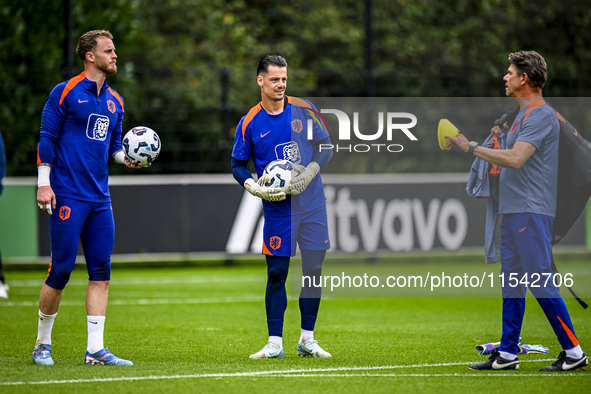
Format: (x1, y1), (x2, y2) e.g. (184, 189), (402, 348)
(446, 51), (587, 372)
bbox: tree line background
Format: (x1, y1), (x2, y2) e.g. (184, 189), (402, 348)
(1, 0), (591, 176)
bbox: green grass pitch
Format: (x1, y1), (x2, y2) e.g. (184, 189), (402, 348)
(0, 259), (589, 393)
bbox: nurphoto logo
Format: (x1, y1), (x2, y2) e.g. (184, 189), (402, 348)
(306, 108), (418, 153)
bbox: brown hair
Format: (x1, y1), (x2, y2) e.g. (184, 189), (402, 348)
(507, 50), (547, 89)
(76, 30), (113, 61)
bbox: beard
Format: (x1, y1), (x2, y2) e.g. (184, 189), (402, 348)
(98, 62), (117, 75)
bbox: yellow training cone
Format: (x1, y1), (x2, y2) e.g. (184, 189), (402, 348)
(438, 119), (459, 150)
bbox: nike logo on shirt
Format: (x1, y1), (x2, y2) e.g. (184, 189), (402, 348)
(78, 99), (89, 103)
(519, 227), (527, 233)
(261, 131), (271, 138)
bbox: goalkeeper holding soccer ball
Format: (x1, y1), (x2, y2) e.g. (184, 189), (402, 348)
(231, 55), (333, 359)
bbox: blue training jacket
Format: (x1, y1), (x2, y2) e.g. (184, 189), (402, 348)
(38, 72), (125, 202)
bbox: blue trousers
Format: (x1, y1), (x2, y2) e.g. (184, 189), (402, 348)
(500, 213), (579, 354)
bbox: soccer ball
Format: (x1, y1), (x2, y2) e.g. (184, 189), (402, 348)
(122, 126), (161, 165)
(262, 159), (292, 194)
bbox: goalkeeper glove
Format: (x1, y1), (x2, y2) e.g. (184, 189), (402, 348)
(290, 162), (320, 196)
(257, 172), (270, 187)
(244, 178), (286, 202)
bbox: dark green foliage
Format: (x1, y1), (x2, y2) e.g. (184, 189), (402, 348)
(1, 0), (590, 175)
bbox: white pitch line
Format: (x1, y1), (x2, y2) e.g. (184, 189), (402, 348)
(6, 275), (263, 288)
(264, 373), (588, 378)
(1, 296), (263, 307)
(2, 294), (314, 308)
(2, 359), (582, 386)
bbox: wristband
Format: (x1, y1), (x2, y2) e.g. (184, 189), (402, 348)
(244, 178), (256, 193)
(37, 164), (51, 187)
(113, 150), (126, 164)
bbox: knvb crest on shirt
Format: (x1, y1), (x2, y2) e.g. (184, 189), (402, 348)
(510, 120), (519, 133)
(291, 119), (303, 133)
(276, 141), (301, 164)
(86, 114), (110, 141)
(107, 100), (116, 114)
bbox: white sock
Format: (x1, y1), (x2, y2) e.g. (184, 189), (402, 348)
(565, 345), (584, 359)
(300, 329), (314, 341)
(36, 310), (57, 346)
(499, 351), (517, 361)
(268, 336), (282, 347)
(87, 315), (106, 354)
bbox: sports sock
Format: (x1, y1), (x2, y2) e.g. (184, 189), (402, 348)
(299, 250), (325, 331)
(565, 345), (584, 359)
(87, 315), (106, 354)
(36, 310), (57, 346)
(265, 255), (290, 337)
(269, 336), (283, 347)
(300, 329), (314, 341)
(499, 351), (517, 361)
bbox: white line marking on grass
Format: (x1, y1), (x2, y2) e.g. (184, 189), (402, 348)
(265, 373), (588, 378)
(7, 275), (263, 288)
(3, 295), (315, 308)
(3, 359), (585, 386)
(1, 296), (263, 307)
